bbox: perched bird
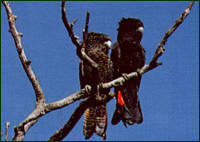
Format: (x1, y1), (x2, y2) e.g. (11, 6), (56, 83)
(111, 18), (146, 126)
(79, 32), (112, 139)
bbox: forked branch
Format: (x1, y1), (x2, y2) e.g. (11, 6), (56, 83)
(48, 1), (194, 140)
(61, 1), (81, 49)
(61, 1), (98, 68)
(2, 1), (194, 141)
(2, 1), (45, 105)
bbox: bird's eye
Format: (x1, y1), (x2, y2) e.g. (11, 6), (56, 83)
(104, 40), (112, 48)
(136, 26), (144, 33)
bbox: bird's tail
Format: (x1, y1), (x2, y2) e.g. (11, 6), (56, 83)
(111, 82), (143, 126)
(83, 105), (107, 139)
(83, 107), (96, 139)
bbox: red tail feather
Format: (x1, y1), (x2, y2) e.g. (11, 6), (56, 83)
(117, 91), (125, 106)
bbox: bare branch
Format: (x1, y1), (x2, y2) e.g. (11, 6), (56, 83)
(61, 1), (81, 48)
(2, 1), (45, 105)
(61, 2), (98, 69)
(101, 64), (159, 90)
(150, 1), (195, 66)
(13, 120), (37, 141)
(3, 1), (194, 141)
(45, 88), (89, 112)
(83, 11), (90, 41)
(5, 122), (10, 141)
(2, 1), (47, 140)
(48, 2), (195, 140)
(12, 87), (90, 141)
(48, 91), (115, 141)
(105, 1), (195, 89)
(79, 12), (99, 68)
(48, 98), (89, 141)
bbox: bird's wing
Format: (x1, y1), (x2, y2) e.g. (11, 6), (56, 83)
(111, 42), (121, 79)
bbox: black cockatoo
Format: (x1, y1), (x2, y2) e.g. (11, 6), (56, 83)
(79, 32), (112, 139)
(111, 18), (146, 126)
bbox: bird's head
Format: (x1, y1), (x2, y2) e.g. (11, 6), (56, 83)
(86, 32), (112, 54)
(117, 17), (144, 44)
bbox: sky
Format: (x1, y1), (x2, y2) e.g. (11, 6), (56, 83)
(1, 1), (199, 141)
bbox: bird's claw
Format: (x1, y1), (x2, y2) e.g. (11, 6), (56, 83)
(84, 85), (91, 95)
(122, 73), (129, 81)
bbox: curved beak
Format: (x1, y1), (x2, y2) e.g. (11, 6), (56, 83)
(104, 40), (112, 48)
(136, 26), (144, 33)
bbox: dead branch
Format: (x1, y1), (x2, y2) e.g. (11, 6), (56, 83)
(2, 2), (111, 139)
(12, 87), (89, 141)
(101, 1), (195, 91)
(2, 1), (194, 141)
(61, 1), (98, 69)
(48, 2), (195, 141)
(2, 1), (45, 140)
(61, 1), (81, 49)
(45, 89), (89, 112)
(48, 98), (89, 141)
(149, 1), (195, 66)
(3, 1), (93, 141)
(83, 11), (90, 41)
(48, 91), (115, 141)
(2, 1), (45, 105)
(5, 122), (10, 141)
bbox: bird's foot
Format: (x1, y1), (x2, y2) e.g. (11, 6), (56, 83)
(122, 73), (129, 81)
(84, 85), (91, 95)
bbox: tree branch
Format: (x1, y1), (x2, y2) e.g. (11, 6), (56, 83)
(2, 1), (45, 140)
(12, 87), (90, 141)
(61, 1), (98, 69)
(2, 1), (45, 105)
(48, 2), (195, 140)
(83, 11), (90, 41)
(5, 122), (10, 141)
(3, 1), (194, 141)
(3, 1), (91, 141)
(149, 1), (195, 66)
(45, 89), (88, 112)
(61, 1), (81, 49)
(48, 98), (89, 141)
(48, 91), (115, 141)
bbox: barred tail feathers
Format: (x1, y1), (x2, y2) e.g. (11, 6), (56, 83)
(83, 108), (96, 139)
(95, 104), (107, 140)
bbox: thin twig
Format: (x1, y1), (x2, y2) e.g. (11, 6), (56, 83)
(5, 122), (10, 141)
(149, 1), (195, 66)
(61, 1), (81, 48)
(61, 2), (98, 69)
(79, 11), (99, 68)
(83, 11), (90, 41)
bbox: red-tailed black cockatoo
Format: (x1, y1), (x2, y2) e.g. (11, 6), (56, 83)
(79, 32), (112, 139)
(111, 18), (146, 127)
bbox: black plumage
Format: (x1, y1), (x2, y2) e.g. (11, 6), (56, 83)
(111, 18), (146, 126)
(79, 32), (112, 139)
